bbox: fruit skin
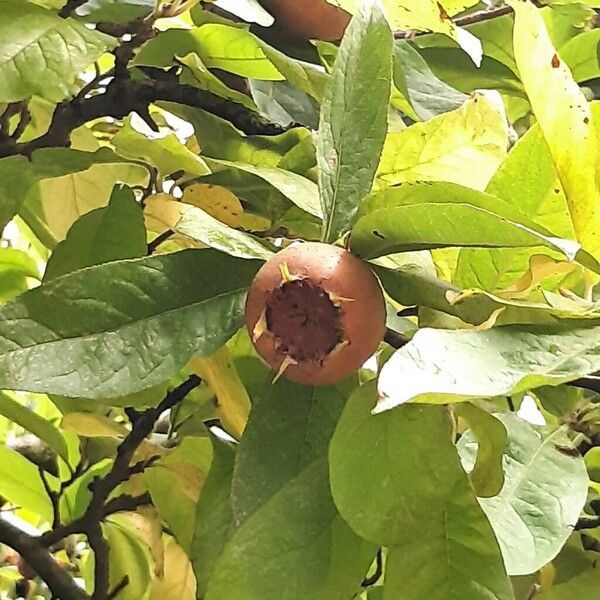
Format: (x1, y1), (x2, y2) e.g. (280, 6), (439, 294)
(245, 242), (386, 385)
(259, 0), (351, 42)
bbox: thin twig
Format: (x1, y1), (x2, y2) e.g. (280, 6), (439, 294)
(39, 467), (61, 529)
(107, 576), (129, 600)
(384, 327), (410, 350)
(10, 103), (30, 141)
(0, 519), (89, 600)
(58, 0), (90, 18)
(361, 548), (383, 587)
(148, 229), (174, 254)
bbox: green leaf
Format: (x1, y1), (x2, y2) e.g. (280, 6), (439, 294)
(454, 124), (573, 291)
(0, 0), (115, 102)
(560, 29), (600, 82)
(0, 248), (40, 301)
(135, 24), (283, 80)
(175, 203), (274, 260)
(102, 519), (153, 600)
(230, 378), (353, 525)
(145, 437), (213, 553)
(165, 103), (308, 165)
(329, 383), (513, 600)
(460, 414), (588, 575)
(507, 0), (600, 261)
(178, 53), (258, 111)
(30, 147), (140, 180)
(376, 92), (508, 191)
(44, 186), (147, 281)
(375, 261), (600, 328)
(0, 156), (35, 233)
(416, 48), (525, 99)
(0, 249), (260, 398)
(455, 403), (507, 498)
(0, 445), (55, 522)
(207, 459), (376, 600)
(191, 437), (236, 599)
(393, 41), (467, 121)
(204, 376), (372, 599)
(350, 182), (582, 262)
(376, 323), (600, 413)
(0, 392), (69, 464)
(317, 0), (392, 242)
(206, 158), (322, 218)
(112, 117), (210, 180)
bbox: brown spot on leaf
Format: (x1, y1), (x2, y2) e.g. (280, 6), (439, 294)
(584, 117), (590, 124)
(554, 444), (580, 458)
(437, 2), (450, 21)
(551, 54), (560, 68)
(373, 230), (386, 239)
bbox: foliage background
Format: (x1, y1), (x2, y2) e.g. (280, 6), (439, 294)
(1, 0), (600, 599)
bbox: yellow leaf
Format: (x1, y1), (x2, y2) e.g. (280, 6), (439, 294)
(507, 0), (600, 262)
(499, 254), (577, 299)
(23, 163), (147, 246)
(60, 413), (128, 438)
(144, 193), (182, 233)
(182, 183), (244, 227)
(327, 0), (482, 64)
(150, 536), (196, 600)
(377, 91), (508, 191)
(115, 508), (165, 577)
(189, 346), (251, 439)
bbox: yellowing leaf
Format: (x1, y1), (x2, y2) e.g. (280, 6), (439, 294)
(508, 0), (600, 262)
(189, 346), (251, 439)
(22, 163), (148, 247)
(150, 536), (197, 600)
(60, 412), (128, 438)
(377, 92), (508, 191)
(144, 193), (183, 233)
(328, 0), (482, 65)
(115, 508), (165, 577)
(182, 183), (244, 227)
(499, 255), (577, 299)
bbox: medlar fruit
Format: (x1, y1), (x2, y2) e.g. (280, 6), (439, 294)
(245, 242), (386, 385)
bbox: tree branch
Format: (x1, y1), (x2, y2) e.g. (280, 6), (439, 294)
(0, 78), (286, 159)
(59, 0), (91, 18)
(0, 519), (89, 600)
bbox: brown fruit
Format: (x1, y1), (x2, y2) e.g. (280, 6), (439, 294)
(245, 242), (386, 385)
(259, 0), (351, 42)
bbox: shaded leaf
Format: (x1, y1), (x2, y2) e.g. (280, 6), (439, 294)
(44, 187), (147, 281)
(207, 459), (375, 600)
(191, 437), (236, 598)
(102, 519), (153, 600)
(393, 40), (467, 121)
